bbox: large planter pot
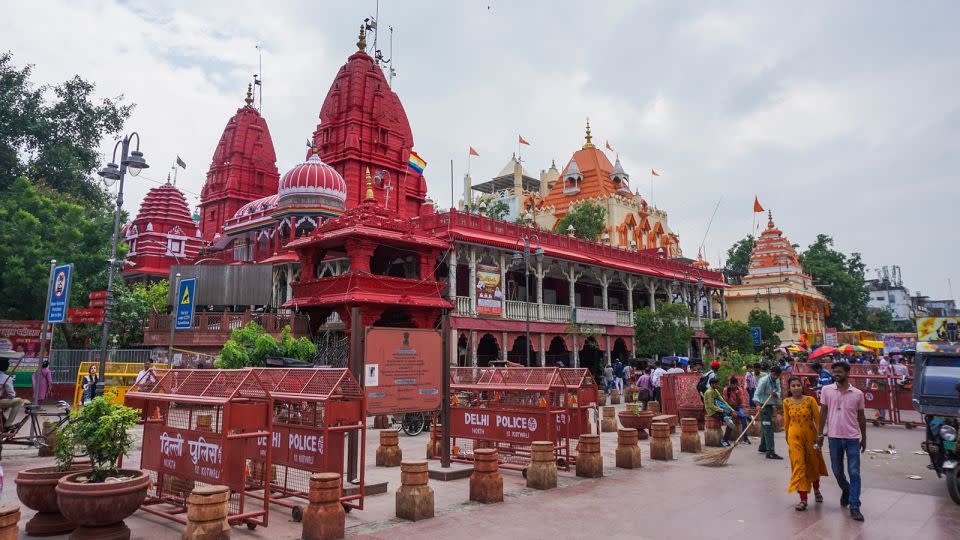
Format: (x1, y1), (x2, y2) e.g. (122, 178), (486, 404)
(15, 464), (90, 536)
(617, 411), (645, 430)
(56, 469), (150, 540)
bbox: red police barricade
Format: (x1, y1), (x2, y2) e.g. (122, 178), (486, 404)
(659, 373), (701, 416)
(555, 368), (601, 443)
(125, 368), (273, 529)
(248, 368), (366, 512)
(443, 367), (576, 472)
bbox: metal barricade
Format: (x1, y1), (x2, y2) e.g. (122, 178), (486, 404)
(248, 368), (366, 512)
(125, 369), (273, 528)
(659, 373), (701, 416)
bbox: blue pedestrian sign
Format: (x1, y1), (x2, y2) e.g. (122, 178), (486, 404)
(46, 264), (73, 324)
(174, 278), (197, 330)
(750, 326), (762, 347)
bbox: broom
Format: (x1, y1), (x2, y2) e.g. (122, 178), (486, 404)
(694, 393), (774, 467)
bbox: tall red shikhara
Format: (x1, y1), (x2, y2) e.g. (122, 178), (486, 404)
(198, 85), (280, 240)
(311, 28), (427, 218)
(122, 181), (203, 280)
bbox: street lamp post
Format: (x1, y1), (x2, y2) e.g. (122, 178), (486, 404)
(512, 235), (544, 366)
(97, 133), (149, 394)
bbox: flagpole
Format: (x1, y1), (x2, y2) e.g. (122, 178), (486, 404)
(450, 159), (454, 210)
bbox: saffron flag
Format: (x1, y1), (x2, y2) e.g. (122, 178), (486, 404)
(408, 151), (426, 173)
(518, 135), (530, 145)
(605, 140), (615, 152)
(469, 146), (480, 157)
(651, 169), (660, 176)
(753, 196), (764, 213)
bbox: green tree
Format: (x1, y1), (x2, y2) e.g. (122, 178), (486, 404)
(108, 280), (169, 348)
(215, 322), (317, 368)
(554, 201), (606, 241)
(465, 198), (510, 221)
(634, 301), (695, 357)
(724, 235), (754, 284)
(747, 308), (785, 355)
(799, 234), (869, 329)
(0, 177), (121, 327)
(862, 308), (896, 333)
(0, 52), (133, 207)
(705, 319), (754, 354)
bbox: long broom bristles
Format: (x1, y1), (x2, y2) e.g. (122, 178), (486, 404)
(695, 393), (773, 467)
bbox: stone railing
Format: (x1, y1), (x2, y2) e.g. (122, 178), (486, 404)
(455, 296), (472, 315)
(615, 310), (633, 326)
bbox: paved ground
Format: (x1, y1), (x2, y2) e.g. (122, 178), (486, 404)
(2, 403), (958, 539)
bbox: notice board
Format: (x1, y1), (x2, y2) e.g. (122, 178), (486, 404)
(364, 327), (441, 415)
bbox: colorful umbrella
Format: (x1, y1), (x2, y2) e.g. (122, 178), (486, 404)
(837, 344), (858, 355)
(854, 345), (873, 354)
(808, 346), (838, 361)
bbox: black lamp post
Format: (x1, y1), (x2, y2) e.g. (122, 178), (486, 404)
(512, 235), (544, 366)
(97, 133), (148, 393)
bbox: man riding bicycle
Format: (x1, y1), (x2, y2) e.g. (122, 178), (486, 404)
(0, 358), (28, 433)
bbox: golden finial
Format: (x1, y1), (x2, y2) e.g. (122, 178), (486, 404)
(357, 24), (367, 51)
(365, 167), (375, 200)
(767, 209), (774, 228)
(244, 83), (254, 106)
(583, 117), (595, 149)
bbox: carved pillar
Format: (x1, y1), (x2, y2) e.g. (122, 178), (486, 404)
(539, 334), (546, 366)
(596, 270), (610, 311)
(499, 252), (507, 302)
(469, 330), (478, 367)
(447, 249), (457, 301)
(604, 335), (611, 365)
(563, 263), (582, 311)
(345, 239), (375, 273)
(624, 274), (637, 315)
(286, 264), (294, 302)
(534, 259), (544, 320)
(501, 331), (508, 361)
(646, 281), (657, 312)
(572, 333), (579, 368)
(468, 247), (478, 315)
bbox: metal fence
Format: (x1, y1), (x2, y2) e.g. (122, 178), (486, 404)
(48, 349), (154, 384)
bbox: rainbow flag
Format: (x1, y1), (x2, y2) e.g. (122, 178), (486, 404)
(408, 151), (426, 173)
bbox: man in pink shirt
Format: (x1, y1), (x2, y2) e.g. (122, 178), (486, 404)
(817, 360), (867, 522)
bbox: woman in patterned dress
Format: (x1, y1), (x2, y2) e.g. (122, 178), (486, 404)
(783, 376), (828, 510)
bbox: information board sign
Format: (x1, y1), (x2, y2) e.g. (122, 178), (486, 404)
(364, 327), (441, 415)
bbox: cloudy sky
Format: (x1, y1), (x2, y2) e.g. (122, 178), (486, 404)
(3, 1), (958, 300)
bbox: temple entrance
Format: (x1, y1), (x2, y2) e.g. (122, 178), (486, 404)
(545, 336), (570, 367)
(612, 338), (629, 363)
(579, 336), (603, 379)
(507, 336), (535, 366)
(476, 333), (500, 367)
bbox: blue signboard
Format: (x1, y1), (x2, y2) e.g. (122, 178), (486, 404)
(750, 326), (762, 347)
(46, 264), (73, 324)
(174, 278), (197, 330)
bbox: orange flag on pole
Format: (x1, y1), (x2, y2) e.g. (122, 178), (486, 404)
(469, 146), (479, 157)
(753, 196), (764, 213)
(605, 140), (615, 152)
(651, 169), (660, 176)
(518, 135), (530, 145)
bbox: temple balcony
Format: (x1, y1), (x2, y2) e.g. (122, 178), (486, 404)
(144, 310), (311, 348)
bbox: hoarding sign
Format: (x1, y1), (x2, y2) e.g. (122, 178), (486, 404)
(574, 307), (616, 325)
(364, 328), (441, 415)
(916, 317), (960, 342)
(475, 264), (503, 316)
(823, 327), (838, 347)
(0, 320), (45, 371)
(174, 278), (197, 330)
(878, 332), (917, 353)
(46, 264), (72, 324)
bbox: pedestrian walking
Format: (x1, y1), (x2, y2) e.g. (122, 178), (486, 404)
(744, 363), (759, 403)
(754, 364), (783, 459)
(603, 364), (614, 395)
(817, 361), (867, 522)
(652, 361), (667, 406)
(724, 376), (751, 444)
(637, 368), (653, 410)
(613, 359), (625, 394)
(32, 360), (54, 404)
(783, 376), (827, 511)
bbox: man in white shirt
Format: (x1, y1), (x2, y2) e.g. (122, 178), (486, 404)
(651, 361), (667, 406)
(134, 361), (156, 387)
(667, 360), (685, 375)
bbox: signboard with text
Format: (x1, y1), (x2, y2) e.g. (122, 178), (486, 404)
(450, 409), (553, 445)
(46, 264), (72, 324)
(475, 264), (503, 316)
(141, 426), (236, 488)
(878, 332), (917, 353)
(0, 320), (46, 373)
(364, 327), (441, 415)
(174, 278), (197, 330)
(750, 327), (762, 347)
(246, 425), (345, 472)
(823, 327), (839, 347)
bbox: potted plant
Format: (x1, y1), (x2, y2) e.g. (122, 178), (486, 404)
(54, 397), (150, 539)
(15, 422), (90, 536)
(618, 404), (655, 437)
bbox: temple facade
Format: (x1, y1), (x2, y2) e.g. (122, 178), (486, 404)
(121, 179), (203, 281)
(725, 211), (829, 345)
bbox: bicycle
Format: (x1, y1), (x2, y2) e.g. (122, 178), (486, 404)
(391, 411), (433, 436)
(0, 400), (73, 460)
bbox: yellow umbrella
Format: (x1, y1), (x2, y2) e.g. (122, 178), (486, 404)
(860, 340), (885, 350)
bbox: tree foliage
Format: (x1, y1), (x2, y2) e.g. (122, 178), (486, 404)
(799, 234), (869, 329)
(465, 198), (510, 221)
(216, 322), (317, 368)
(705, 319), (754, 355)
(554, 201), (606, 241)
(108, 280), (168, 348)
(747, 309), (785, 355)
(724, 235), (754, 284)
(0, 52), (133, 207)
(634, 301), (694, 357)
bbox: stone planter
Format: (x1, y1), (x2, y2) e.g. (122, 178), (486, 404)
(56, 469), (150, 540)
(678, 403), (705, 430)
(15, 463), (91, 536)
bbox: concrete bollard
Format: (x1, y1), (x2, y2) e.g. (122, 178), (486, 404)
(469, 448), (504, 503)
(527, 441), (557, 490)
(624, 386), (637, 403)
(426, 424), (442, 459)
(396, 461), (434, 522)
(601, 406), (618, 432)
(649, 422), (673, 461)
(615, 428), (642, 469)
(610, 388), (621, 405)
(704, 416), (723, 447)
(575, 434), (603, 478)
(302, 473), (345, 540)
(647, 401), (661, 414)
(680, 418), (702, 454)
(376, 430), (402, 467)
(0, 505), (20, 540)
(182, 485), (230, 540)
(747, 408), (761, 437)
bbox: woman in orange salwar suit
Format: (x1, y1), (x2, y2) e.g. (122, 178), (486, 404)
(783, 376), (828, 511)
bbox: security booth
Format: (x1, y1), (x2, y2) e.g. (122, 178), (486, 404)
(249, 368), (366, 512)
(125, 368), (273, 529)
(443, 367), (574, 472)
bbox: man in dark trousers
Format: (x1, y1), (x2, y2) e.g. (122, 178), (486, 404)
(752, 364), (783, 459)
(817, 361), (867, 522)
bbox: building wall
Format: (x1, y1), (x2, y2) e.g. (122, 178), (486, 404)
(867, 287), (913, 321)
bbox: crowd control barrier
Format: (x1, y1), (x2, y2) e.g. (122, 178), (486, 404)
(249, 368), (366, 512)
(125, 368), (273, 529)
